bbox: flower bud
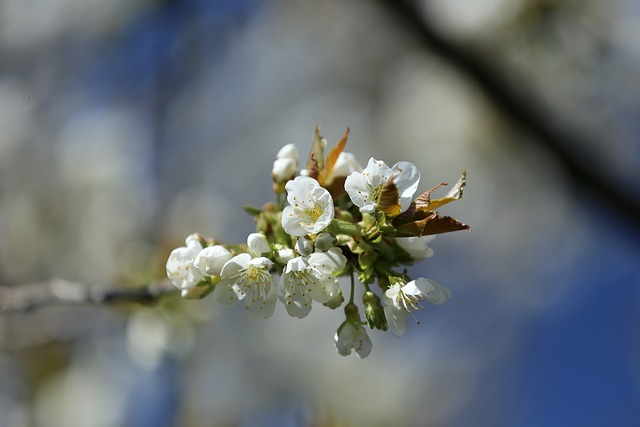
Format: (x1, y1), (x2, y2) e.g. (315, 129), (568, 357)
(362, 291), (387, 331)
(247, 232), (271, 256)
(275, 246), (295, 264)
(194, 245), (232, 276)
(295, 236), (314, 256)
(276, 143), (299, 161)
(181, 282), (213, 300)
(272, 144), (299, 193)
(314, 232), (336, 251)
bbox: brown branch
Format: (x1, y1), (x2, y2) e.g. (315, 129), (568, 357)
(0, 279), (177, 313)
(378, 0), (640, 233)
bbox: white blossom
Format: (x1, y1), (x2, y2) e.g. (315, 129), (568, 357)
(279, 247), (346, 318)
(272, 144), (299, 186)
(276, 143), (299, 161)
(383, 278), (451, 336)
(247, 232), (271, 257)
(214, 253), (276, 319)
(344, 157), (420, 214)
(166, 234), (206, 298)
(193, 245), (232, 276)
(334, 321), (372, 359)
(324, 152), (362, 185)
(275, 247), (295, 264)
(282, 176), (334, 236)
(396, 235), (435, 260)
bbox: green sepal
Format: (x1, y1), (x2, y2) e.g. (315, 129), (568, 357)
(327, 218), (361, 239)
(358, 251), (378, 271)
(242, 205), (263, 218)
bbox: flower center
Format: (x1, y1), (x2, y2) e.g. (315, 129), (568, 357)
(295, 201), (326, 227)
(233, 265), (272, 310)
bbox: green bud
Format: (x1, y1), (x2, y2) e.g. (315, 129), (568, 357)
(363, 291), (387, 331)
(344, 302), (360, 321)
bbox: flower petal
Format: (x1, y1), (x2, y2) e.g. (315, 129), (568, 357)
(392, 161), (420, 213)
(384, 305), (408, 336)
(308, 247), (347, 273)
(247, 233), (271, 257)
(413, 278), (452, 305)
(282, 205), (308, 237)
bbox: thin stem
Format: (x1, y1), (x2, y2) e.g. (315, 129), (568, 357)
(348, 267), (355, 304)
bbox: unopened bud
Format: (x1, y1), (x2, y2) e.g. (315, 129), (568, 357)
(314, 232), (336, 251)
(295, 236), (314, 256)
(363, 291), (387, 331)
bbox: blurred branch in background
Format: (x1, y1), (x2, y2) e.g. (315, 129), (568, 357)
(380, 0), (640, 233)
(0, 280), (176, 314)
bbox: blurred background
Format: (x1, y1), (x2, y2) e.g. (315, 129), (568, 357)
(1, 0), (639, 426)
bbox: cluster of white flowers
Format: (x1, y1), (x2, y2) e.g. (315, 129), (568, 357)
(166, 127), (469, 358)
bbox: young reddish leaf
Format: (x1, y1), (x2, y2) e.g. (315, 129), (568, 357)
(416, 171), (466, 213)
(304, 124), (326, 180)
(420, 215), (470, 235)
(376, 173), (402, 218)
(319, 127), (349, 186)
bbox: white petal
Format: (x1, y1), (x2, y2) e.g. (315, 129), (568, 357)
(247, 283), (277, 319)
(193, 245), (232, 276)
(331, 152), (362, 179)
(272, 158), (297, 182)
(308, 247), (347, 273)
(344, 171), (374, 212)
(396, 236), (435, 259)
(285, 176), (318, 205)
(214, 277), (241, 306)
(384, 305), (408, 336)
(275, 247), (295, 264)
(247, 233), (271, 256)
(220, 253), (251, 277)
(413, 278), (452, 305)
(276, 143), (298, 161)
(314, 232), (336, 251)
(282, 205), (308, 237)
(364, 158), (392, 188)
(383, 284), (401, 306)
(181, 283), (212, 300)
(309, 276), (339, 303)
(392, 161), (420, 213)
(295, 237), (314, 256)
(354, 328), (372, 359)
(334, 324), (354, 356)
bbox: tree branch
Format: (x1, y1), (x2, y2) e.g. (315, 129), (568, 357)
(378, 0), (640, 233)
(0, 279), (177, 313)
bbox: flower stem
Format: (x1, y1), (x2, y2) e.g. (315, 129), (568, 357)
(348, 268), (355, 304)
